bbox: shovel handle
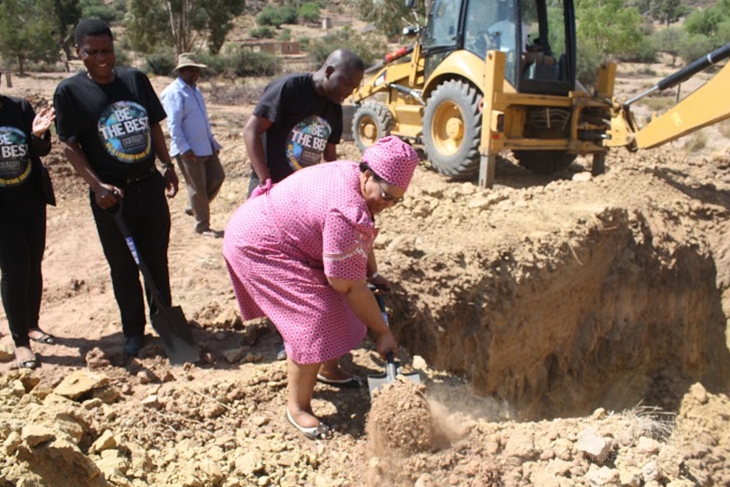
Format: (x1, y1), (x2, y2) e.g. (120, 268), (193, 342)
(385, 351), (398, 383)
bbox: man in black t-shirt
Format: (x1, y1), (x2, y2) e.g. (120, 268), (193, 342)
(243, 48), (364, 194)
(54, 19), (179, 357)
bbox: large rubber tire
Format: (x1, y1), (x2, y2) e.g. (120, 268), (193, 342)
(422, 80), (482, 178)
(352, 102), (395, 152)
(513, 150), (576, 174)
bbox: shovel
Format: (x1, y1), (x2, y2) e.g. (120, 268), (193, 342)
(367, 293), (422, 399)
(108, 200), (200, 365)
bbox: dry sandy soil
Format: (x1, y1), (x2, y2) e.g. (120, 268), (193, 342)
(0, 55), (729, 487)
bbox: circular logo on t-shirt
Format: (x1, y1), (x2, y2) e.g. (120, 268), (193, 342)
(0, 126), (31, 188)
(286, 115), (332, 171)
(97, 101), (151, 163)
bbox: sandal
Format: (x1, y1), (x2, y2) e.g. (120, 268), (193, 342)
(15, 348), (39, 370)
(285, 409), (332, 441)
(28, 329), (56, 345)
(316, 373), (362, 389)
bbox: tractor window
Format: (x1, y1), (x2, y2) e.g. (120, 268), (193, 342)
(423, 0), (460, 47)
(464, 0), (521, 86)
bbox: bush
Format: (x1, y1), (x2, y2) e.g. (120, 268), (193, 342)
(307, 27), (385, 67)
(620, 37), (656, 63)
(195, 52), (228, 76)
(575, 36), (603, 89)
(144, 50), (176, 76)
(228, 50), (281, 77)
(298, 3), (321, 24)
(80, 0), (119, 23)
(256, 6), (297, 27)
(678, 33), (715, 65)
(250, 26), (275, 39)
(278, 28), (292, 41)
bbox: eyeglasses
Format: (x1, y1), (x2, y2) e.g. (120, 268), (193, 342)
(375, 178), (403, 204)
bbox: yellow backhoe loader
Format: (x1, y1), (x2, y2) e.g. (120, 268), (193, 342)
(350, 0), (730, 188)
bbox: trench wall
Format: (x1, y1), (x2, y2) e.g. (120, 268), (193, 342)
(391, 207), (730, 420)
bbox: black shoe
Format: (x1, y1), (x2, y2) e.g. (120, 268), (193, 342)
(276, 343), (287, 361)
(124, 335), (144, 357)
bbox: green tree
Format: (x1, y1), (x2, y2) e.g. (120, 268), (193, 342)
(650, 0), (688, 26)
(126, 0), (244, 55)
(0, 0), (60, 74)
(354, 0), (419, 38)
(651, 26), (682, 65)
(576, 0), (644, 58)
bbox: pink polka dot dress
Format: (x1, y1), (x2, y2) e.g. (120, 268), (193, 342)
(223, 161), (375, 364)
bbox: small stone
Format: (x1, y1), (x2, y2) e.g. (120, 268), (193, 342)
(414, 473), (438, 487)
(53, 370), (109, 400)
(140, 395), (161, 409)
(21, 425), (55, 447)
(90, 430), (117, 453)
(251, 415), (269, 427)
(641, 461), (660, 482)
(573, 172), (593, 182)
(577, 428), (612, 463)
(234, 450), (264, 476)
(637, 436), (661, 454)
(82, 398), (104, 410)
(0, 344), (14, 362)
(257, 476), (270, 487)
(136, 370), (156, 384)
(244, 353), (262, 363)
(585, 465), (618, 486)
(412, 355), (428, 370)
(689, 383), (708, 404)
(223, 348), (245, 363)
(619, 470), (641, 487)
(591, 408), (606, 420)
(3, 431), (22, 455)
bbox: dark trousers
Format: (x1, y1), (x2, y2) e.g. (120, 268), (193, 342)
(0, 198), (46, 348)
(91, 173), (171, 338)
(176, 153), (225, 232)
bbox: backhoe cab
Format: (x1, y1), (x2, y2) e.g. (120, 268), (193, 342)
(350, 0), (730, 188)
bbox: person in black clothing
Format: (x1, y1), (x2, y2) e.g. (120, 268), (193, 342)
(0, 77), (57, 369)
(242, 49), (364, 362)
(54, 19), (179, 357)
(243, 48), (364, 196)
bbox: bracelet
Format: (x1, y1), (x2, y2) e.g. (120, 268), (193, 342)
(369, 272), (381, 280)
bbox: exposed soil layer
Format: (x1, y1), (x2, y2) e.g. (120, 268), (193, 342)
(0, 70), (729, 487)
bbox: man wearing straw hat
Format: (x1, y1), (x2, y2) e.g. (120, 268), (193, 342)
(161, 53), (225, 238)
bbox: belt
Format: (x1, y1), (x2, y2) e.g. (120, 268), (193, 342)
(112, 167), (157, 185)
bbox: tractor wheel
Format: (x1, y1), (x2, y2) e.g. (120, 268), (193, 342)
(513, 150), (576, 174)
(352, 102), (395, 152)
(422, 80), (482, 178)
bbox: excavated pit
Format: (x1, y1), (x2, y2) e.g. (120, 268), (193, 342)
(379, 155), (730, 421)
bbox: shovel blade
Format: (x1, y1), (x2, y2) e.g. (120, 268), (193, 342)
(151, 305), (200, 365)
(367, 369), (422, 399)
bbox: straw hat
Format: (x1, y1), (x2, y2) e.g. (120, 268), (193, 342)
(174, 52), (207, 71)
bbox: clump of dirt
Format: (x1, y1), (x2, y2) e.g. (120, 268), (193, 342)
(366, 380), (448, 456)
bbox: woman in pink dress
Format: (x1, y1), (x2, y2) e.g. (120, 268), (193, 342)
(223, 136), (419, 440)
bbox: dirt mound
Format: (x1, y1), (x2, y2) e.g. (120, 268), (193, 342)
(366, 380), (447, 455)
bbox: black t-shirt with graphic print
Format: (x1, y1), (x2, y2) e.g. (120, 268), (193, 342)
(54, 67), (166, 182)
(0, 95), (49, 204)
(254, 73), (342, 183)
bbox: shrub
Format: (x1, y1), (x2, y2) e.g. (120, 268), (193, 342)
(621, 37), (656, 63)
(678, 33), (715, 65)
(685, 131), (707, 151)
(298, 36), (311, 49)
(256, 6), (297, 27)
(575, 36), (603, 89)
(279, 28), (292, 42)
(228, 50), (281, 77)
(144, 49), (177, 76)
(308, 27), (385, 67)
(250, 26), (275, 39)
(195, 52), (228, 76)
(299, 3), (321, 24)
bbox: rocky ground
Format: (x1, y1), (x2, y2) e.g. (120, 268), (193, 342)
(0, 60), (729, 487)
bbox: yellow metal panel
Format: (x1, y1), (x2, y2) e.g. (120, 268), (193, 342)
(635, 62), (730, 149)
(391, 105), (424, 138)
(423, 50), (517, 97)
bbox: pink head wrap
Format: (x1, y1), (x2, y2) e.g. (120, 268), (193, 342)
(361, 136), (419, 190)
